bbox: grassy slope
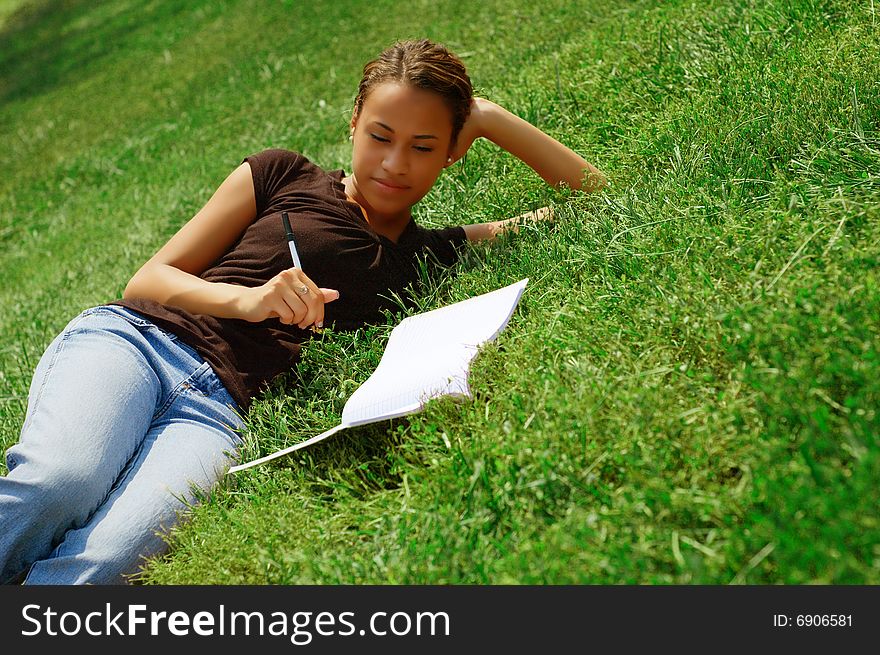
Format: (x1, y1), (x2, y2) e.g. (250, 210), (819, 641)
(0, 0), (877, 584)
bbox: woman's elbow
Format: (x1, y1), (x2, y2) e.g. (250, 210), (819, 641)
(122, 266), (153, 300)
(122, 275), (140, 300)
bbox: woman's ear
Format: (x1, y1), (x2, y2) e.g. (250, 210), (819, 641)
(444, 142), (457, 167)
(443, 137), (456, 167)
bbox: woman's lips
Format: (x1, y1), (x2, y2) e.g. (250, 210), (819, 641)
(373, 178), (409, 192)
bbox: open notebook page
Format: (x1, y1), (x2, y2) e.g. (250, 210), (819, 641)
(342, 278), (529, 426)
(227, 278), (528, 474)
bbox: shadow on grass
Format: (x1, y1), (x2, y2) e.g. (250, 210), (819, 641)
(0, 0), (189, 106)
(252, 419), (412, 502)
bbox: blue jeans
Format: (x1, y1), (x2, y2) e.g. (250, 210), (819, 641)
(0, 305), (245, 584)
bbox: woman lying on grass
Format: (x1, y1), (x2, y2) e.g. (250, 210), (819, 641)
(0, 38), (605, 584)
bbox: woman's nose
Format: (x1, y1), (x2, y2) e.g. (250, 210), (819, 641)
(382, 147), (409, 175)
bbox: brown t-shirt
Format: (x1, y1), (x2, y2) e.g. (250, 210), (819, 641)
(111, 149), (466, 411)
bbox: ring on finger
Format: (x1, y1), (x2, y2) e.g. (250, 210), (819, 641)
(295, 284), (309, 296)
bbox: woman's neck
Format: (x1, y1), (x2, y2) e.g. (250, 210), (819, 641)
(342, 175), (411, 243)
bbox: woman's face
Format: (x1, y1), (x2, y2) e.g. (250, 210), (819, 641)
(348, 82), (454, 224)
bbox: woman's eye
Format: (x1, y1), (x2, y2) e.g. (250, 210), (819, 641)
(414, 146), (434, 153)
(370, 134), (389, 142)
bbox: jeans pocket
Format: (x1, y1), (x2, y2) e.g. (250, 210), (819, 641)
(153, 362), (213, 420)
(153, 362), (244, 439)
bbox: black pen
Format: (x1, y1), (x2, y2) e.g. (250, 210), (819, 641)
(281, 212), (303, 269)
(283, 211), (322, 333)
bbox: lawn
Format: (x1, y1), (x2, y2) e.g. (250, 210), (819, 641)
(0, 0), (877, 584)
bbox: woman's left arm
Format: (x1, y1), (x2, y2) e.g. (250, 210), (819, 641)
(452, 98), (607, 192)
(460, 206), (554, 242)
(453, 98), (606, 242)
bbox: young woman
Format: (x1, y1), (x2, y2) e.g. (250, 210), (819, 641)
(0, 39), (605, 585)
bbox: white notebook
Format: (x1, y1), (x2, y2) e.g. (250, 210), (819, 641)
(227, 278), (528, 474)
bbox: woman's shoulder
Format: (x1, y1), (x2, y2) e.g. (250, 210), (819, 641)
(241, 148), (348, 214)
(243, 148), (344, 178)
(243, 147), (307, 168)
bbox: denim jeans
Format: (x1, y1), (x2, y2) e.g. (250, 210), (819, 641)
(0, 305), (245, 585)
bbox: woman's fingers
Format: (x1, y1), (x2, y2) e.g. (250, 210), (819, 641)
(273, 287), (306, 325)
(536, 206), (554, 222)
(302, 288), (340, 329)
(278, 278), (318, 329)
(298, 288), (322, 329)
(517, 205), (554, 224)
(294, 273), (325, 329)
(239, 271), (340, 325)
(269, 301), (296, 326)
(278, 269), (340, 329)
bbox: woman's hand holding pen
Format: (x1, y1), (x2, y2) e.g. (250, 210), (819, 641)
(234, 268), (339, 330)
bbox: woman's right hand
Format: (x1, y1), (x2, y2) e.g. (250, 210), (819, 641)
(234, 268), (339, 329)
(447, 97), (493, 166)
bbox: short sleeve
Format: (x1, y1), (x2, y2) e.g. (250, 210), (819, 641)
(241, 149), (305, 217)
(414, 225), (468, 267)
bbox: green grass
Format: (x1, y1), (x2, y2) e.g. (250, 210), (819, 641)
(1, 0), (877, 584)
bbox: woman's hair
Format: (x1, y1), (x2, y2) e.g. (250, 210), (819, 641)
(354, 39), (473, 144)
